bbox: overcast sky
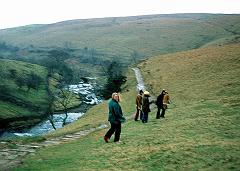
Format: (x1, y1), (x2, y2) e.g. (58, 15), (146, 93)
(0, 0), (239, 29)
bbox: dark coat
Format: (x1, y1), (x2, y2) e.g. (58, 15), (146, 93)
(156, 93), (164, 108)
(108, 99), (126, 124)
(142, 95), (151, 113)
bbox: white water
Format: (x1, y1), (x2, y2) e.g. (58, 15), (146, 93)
(132, 68), (146, 91)
(1, 113), (84, 137)
(1, 80), (102, 138)
(68, 82), (102, 105)
(132, 67), (156, 104)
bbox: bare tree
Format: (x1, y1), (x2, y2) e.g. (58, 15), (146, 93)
(47, 96), (57, 130)
(57, 88), (74, 127)
(46, 74), (57, 130)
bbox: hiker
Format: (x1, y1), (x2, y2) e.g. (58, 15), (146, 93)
(156, 89), (165, 119)
(156, 89), (170, 118)
(134, 90), (143, 121)
(162, 91), (170, 117)
(104, 92), (126, 143)
(141, 91), (151, 123)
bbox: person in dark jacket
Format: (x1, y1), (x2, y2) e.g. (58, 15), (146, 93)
(156, 89), (167, 119)
(104, 92), (126, 143)
(134, 90), (143, 121)
(141, 91), (151, 123)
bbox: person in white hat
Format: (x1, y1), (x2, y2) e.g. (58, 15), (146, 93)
(141, 91), (151, 123)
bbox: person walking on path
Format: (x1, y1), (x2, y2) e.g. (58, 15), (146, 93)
(141, 91), (151, 123)
(104, 92), (126, 143)
(134, 90), (143, 121)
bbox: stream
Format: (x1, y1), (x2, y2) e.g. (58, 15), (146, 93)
(1, 69), (145, 138)
(0, 79), (102, 138)
(132, 68), (145, 91)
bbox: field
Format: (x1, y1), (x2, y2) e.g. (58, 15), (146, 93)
(13, 43), (240, 170)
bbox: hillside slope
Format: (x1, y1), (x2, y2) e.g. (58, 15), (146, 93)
(15, 43), (240, 170)
(1, 14), (239, 59)
(140, 43), (240, 108)
(0, 59), (50, 129)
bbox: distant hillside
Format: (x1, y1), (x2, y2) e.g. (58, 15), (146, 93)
(0, 14), (239, 60)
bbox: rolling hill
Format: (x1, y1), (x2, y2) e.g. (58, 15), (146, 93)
(0, 14), (239, 93)
(13, 42), (240, 170)
(0, 14), (239, 61)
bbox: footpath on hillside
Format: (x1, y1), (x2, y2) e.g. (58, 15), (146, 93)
(0, 124), (108, 170)
(0, 67), (146, 171)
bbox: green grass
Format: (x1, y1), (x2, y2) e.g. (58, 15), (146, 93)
(0, 101), (34, 119)
(0, 59), (82, 122)
(13, 43), (240, 170)
(0, 59), (49, 119)
(14, 108), (240, 170)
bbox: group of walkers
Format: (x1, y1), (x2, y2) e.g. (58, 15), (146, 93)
(135, 89), (170, 122)
(104, 90), (170, 143)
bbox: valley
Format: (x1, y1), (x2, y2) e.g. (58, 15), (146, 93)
(0, 13), (239, 170)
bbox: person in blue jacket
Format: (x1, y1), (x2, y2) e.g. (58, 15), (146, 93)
(104, 92), (126, 143)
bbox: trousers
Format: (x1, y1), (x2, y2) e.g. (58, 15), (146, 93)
(105, 122), (121, 142)
(156, 106), (166, 118)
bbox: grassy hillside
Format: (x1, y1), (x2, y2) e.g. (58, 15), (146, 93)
(14, 43), (240, 170)
(1, 14), (239, 60)
(0, 59), (82, 129)
(0, 59), (50, 128)
(0, 59), (48, 117)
